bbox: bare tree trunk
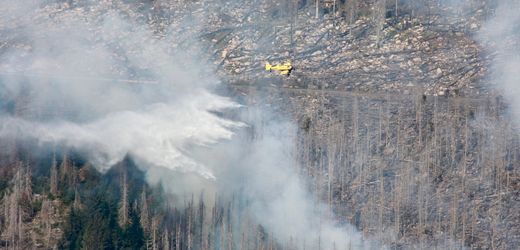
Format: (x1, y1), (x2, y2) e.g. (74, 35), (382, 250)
(176, 223), (181, 250)
(315, 0), (320, 19)
(140, 189), (150, 232)
(118, 168), (129, 228)
(374, 0), (386, 48)
(152, 216), (159, 250)
(7, 167), (23, 250)
(73, 187), (81, 211)
(50, 154), (58, 197)
(349, 0), (358, 26)
(198, 196), (205, 250)
(395, 0), (398, 19)
(163, 229), (170, 250)
(60, 153), (71, 183)
(41, 198), (52, 248)
(188, 204), (192, 250)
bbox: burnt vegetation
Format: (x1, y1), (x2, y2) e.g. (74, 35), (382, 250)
(0, 0), (519, 249)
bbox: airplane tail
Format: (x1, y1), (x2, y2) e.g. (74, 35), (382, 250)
(265, 63), (272, 71)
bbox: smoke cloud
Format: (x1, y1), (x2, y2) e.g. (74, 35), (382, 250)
(0, 1), (370, 249)
(0, 1), (243, 179)
(207, 115), (370, 249)
(478, 0), (520, 115)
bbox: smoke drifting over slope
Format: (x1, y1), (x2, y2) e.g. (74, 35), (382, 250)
(0, 1), (243, 178)
(478, 0), (520, 114)
(0, 1), (368, 249)
(209, 118), (369, 249)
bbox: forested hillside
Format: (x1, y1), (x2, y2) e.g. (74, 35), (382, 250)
(0, 0), (519, 249)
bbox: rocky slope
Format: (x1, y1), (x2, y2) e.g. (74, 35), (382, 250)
(0, 0), (518, 249)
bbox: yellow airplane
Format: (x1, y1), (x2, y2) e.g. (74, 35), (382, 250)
(265, 61), (293, 76)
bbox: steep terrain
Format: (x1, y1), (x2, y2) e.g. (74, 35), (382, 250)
(0, 0), (519, 249)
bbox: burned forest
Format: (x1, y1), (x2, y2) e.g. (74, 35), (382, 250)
(0, 0), (519, 249)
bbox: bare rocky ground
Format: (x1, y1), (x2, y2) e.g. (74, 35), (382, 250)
(0, 1), (489, 96)
(192, 1), (489, 96)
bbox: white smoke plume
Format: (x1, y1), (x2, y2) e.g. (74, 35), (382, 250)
(207, 116), (371, 249)
(478, 0), (520, 115)
(0, 1), (243, 179)
(0, 1), (370, 249)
